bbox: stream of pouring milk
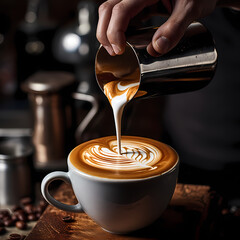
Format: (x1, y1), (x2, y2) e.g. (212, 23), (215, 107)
(103, 74), (141, 155)
(111, 82), (139, 154)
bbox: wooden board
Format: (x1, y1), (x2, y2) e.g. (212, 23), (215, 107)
(26, 183), (221, 240)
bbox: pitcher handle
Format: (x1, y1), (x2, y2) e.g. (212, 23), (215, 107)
(41, 171), (82, 213)
(72, 92), (99, 141)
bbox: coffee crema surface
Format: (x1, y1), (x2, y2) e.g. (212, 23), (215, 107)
(70, 136), (178, 179)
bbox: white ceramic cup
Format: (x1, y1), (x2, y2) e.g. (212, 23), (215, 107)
(41, 148), (179, 234)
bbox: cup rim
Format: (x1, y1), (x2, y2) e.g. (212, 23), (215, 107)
(67, 153), (179, 183)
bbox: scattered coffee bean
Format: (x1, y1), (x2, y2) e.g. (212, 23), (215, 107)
(4, 218), (15, 227)
(0, 209), (10, 215)
(20, 197), (32, 206)
(9, 233), (22, 240)
(11, 214), (18, 222)
(24, 204), (34, 214)
(39, 200), (47, 207)
(3, 215), (12, 222)
(62, 215), (73, 223)
(35, 205), (44, 214)
(36, 212), (41, 219)
(28, 213), (37, 221)
(13, 209), (25, 219)
(17, 212), (27, 222)
(0, 198), (47, 237)
(15, 221), (27, 230)
(14, 209), (24, 214)
(0, 226), (6, 235)
(0, 209), (10, 219)
(12, 205), (22, 212)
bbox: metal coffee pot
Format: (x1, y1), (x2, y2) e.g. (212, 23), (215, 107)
(22, 71), (99, 170)
(95, 22), (217, 98)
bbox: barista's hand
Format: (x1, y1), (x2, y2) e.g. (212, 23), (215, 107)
(96, 0), (218, 56)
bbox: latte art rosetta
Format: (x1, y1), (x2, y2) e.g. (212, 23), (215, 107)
(82, 140), (161, 171)
(70, 136), (178, 179)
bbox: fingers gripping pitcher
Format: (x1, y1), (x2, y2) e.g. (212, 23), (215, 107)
(95, 22), (217, 98)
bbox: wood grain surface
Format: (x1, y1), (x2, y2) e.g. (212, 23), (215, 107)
(26, 183), (219, 240)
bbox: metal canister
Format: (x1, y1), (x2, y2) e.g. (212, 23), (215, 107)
(0, 137), (34, 207)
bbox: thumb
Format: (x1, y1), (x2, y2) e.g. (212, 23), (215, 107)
(147, 1), (194, 56)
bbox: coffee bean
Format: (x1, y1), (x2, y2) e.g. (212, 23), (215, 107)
(3, 215), (12, 222)
(0, 209), (10, 215)
(20, 197), (32, 206)
(24, 204), (34, 214)
(0, 226), (6, 235)
(4, 218), (15, 227)
(27, 213), (37, 221)
(17, 212), (27, 222)
(35, 205), (44, 214)
(12, 212), (20, 221)
(0, 209), (10, 219)
(11, 214), (18, 222)
(15, 221), (27, 230)
(15, 209), (24, 214)
(12, 205), (22, 212)
(39, 199), (47, 207)
(62, 215), (73, 223)
(36, 212), (41, 219)
(9, 233), (22, 240)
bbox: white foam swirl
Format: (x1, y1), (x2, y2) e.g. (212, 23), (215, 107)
(81, 140), (161, 172)
(117, 82), (139, 91)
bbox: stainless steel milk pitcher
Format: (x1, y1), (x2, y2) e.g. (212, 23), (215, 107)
(95, 22), (217, 98)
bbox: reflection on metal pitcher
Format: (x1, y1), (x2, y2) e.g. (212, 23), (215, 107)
(95, 22), (217, 98)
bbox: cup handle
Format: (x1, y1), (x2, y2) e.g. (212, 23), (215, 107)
(41, 171), (83, 213)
